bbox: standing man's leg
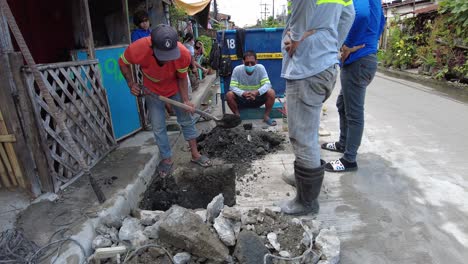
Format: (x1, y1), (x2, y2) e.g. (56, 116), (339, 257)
(279, 66), (337, 215)
(146, 94), (174, 175)
(320, 89), (346, 152)
(325, 54), (377, 172)
(342, 54), (378, 162)
(170, 93), (212, 167)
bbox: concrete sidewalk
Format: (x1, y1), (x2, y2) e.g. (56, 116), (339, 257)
(9, 74), (218, 263)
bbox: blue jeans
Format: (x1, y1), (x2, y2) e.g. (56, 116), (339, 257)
(145, 92), (198, 159)
(337, 54), (378, 163)
(287, 65), (338, 169)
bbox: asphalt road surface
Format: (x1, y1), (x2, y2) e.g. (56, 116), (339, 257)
(317, 72), (468, 264)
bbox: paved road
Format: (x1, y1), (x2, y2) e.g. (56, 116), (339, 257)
(318, 72), (468, 263)
(236, 72), (468, 264)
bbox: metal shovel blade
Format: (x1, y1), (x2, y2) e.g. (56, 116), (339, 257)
(216, 114), (241, 129)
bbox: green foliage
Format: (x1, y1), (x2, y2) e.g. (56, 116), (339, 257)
(260, 16), (285, 28)
(439, 0), (468, 32)
(196, 35), (212, 57)
(169, 5), (187, 29)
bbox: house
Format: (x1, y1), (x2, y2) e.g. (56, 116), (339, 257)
(0, 0), (171, 196)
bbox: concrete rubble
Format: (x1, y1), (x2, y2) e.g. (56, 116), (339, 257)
(89, 195), (341, 264)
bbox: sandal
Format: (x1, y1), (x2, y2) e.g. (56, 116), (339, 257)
(321, 142), (345, 153)
(263, 117), (277, 127)
(191, 155), (212, 167)
(324, 158), (357, 172)
(157, 161), (173, 177)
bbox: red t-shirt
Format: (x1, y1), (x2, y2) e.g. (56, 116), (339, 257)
(118, 37), (190, 97)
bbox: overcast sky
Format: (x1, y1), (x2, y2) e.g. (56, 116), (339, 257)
(216, 0), (288, 27)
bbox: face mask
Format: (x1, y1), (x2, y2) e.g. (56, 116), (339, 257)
(245, 65), (256, 73)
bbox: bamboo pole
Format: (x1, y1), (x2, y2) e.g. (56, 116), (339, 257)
(0, 143), (17, 186)
(0, 109), (24, 187)
(0, 155), (11, 188)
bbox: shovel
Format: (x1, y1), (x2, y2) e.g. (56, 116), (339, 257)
(141, 87), (241, 129)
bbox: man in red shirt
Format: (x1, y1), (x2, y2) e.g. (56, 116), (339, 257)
(119, 24), (211, 177)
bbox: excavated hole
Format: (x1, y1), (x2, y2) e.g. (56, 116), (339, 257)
(139, 126), (285, 211)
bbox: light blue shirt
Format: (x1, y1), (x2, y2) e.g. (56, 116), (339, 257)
(230, 64), (272, 97)
(281, 0), (355, 80)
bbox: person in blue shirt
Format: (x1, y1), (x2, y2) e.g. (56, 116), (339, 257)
(131, 10), (151, 43)
(322, 0), (386, 172)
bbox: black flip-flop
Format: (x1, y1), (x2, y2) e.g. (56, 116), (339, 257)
(324, 158), (357, 172)
(321, 142), (345, 153)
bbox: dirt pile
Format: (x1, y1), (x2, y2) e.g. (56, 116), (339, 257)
(196, 126), (285, 164)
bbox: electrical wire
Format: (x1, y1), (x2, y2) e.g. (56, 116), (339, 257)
(123, 244), (174, 264)
(0, 229), (38, 263)
(263, 219), (320, 264)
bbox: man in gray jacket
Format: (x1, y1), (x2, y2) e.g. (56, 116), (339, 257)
(279, 0), (355, 215)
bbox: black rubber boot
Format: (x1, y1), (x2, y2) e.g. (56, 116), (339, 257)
(281, 170), (296, 187)
(279, 160), (325, 215)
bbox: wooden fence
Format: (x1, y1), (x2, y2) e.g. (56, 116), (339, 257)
(22, 60), (117, 190)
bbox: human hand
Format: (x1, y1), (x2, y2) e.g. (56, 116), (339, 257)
(202, 68), (209, 74)
(183, 100), (195, 113)
(128, 81), (141, 96)
(284, 36), (300, 58)
(284, 30), (316, 58)
(341, 44), (365, 64)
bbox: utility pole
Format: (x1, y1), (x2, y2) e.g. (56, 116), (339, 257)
(260, 3), (269, 21)
(272, 0), (275, 19)
(213, 0), (218, 24)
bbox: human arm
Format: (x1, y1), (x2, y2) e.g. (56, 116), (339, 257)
(118, 46), (141, 96)
(229, 68), (246, 97)
(191, 56), (208, 74)
(119, 63), (141, 96)
(256, 65), (272, 96)
(283, 0), (309, 57)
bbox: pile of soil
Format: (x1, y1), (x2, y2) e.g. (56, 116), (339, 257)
(196, 127), (285, 163)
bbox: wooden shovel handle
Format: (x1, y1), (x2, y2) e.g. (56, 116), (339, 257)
(158, 95), (219, 121)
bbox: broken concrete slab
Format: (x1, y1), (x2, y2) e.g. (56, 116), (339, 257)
(234, 230), (272, 264)
(158, 205), (230, 263)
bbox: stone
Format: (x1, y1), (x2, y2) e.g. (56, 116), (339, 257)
(118, 217), (143, 241)
(130, 231), (148, 248)
(138, 210), (165, 226)
(95, 225), (118, 243)
(264, 208), (277, 219)
(234, 231), (272, 264)
(222, 206), (241, 221)
(302, 250), (322, 264)
(102, 214), (123, 229)
(241, 215), (257, 225)
(206, 194), (224, 223)
(143, 222), (161, 239)
(195, 209), (207, 222)
(267, 232), (281, 251)
(173, 252), (191, 264)
(303, 219), (322, 238)
(213, 216), (236, 246)
(279, 251), (291, 258)
(315, 227), (340, 264)
(148, 247), (166, 258)
(158, 205), (229, 263)
(92, 235), (112, 249)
